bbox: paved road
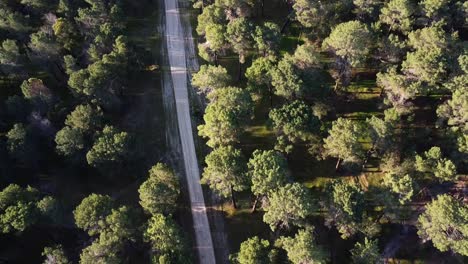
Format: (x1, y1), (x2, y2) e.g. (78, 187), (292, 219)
(162, 0), (216, 263)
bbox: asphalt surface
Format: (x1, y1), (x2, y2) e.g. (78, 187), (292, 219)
(162, 0), (216, 263)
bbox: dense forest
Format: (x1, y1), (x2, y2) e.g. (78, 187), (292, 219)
(0, 0), (193, 263)
(192, 0), (467, 263)
(0, 0), (466, 263)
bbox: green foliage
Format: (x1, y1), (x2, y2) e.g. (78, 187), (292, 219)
(86, 125), (131, 168)
(402, 48), (447, 88)
(418, 194), (468, 256)
(0, 39), (20, 65)
(353, 0), (380, 18)
(53, 17), (81, 51)
(263, 183), (314, 231)
(79, 232), (121, 264)
(37, 196), (62, 224)
(191, 65), (231, 94)
(100, 206), (138, 242)
(293, 43), (322, 70)
(245, 56), (275, 97)
(379, 0), (415, 33)
(383, 173), (415, 204)
(350, 238), (381, 264)
(233, 236), (271, 264)
(65, 104), (104, 133)
(226, 17), (254, 63)
(269, 100), (320, 153)
(366, 115), (394, 153)
(55, 126), (85, 157)
(248, 149), (289, 197)
(279, 227), (328, 264)
(331, 180), (365, 219)
(322, 21), (372, 67)
(73, 193), (114, 236)
(377, 67), (416, 110)
(437, 88), (467, 130)
(76, 201), (138, 263)
(196, 4), (225, 35)
(21, 0), (57, 12)
(198, 87), (253, 147)
(68, 36), (127, 107)
(325, 180), (365, 238)
(253, 22), (280, 56)
(139, 163), (180, 215)
(270, 54), (303, 99)
(420, 0), (451, 19)
(293, 0), (352, 38)
(0, 184), (40, 233)
(144, 214), (190, 263)
(21, 78), (52, 101)
(28, 31), (60, 60)
(323, 118), (365, 166)
(42, 245), (70, 264)
(201, 146), (248, 200)
(407, 24), (449, 52)
(415, 146), (457, 182)
(0, 8), (31, 34)
(6, 123), (35, 164)
(1, 202), (37, 233)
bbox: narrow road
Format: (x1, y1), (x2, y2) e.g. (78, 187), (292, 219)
(162, 0), (216, 263)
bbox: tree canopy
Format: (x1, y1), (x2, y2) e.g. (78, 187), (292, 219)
(418, 194), (468, 256)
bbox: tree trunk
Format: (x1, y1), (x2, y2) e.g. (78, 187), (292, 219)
(238, 59), (242, 81)
(214, 51), (218, 66)
(280, 9), (294, 33)
(230, 185), (237, 209)
(280, 17), (290, 33)
(268, 84), (273, 107)
(335, 158), (341, 171)
(251, 196), (259, 213)
(334, 79), (340, 91)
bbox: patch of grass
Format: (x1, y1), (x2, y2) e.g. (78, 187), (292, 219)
(280, 35), (303, 55)
(365, 172), (385, 187)
(225, 209), (270, 252)
(304, 176), (333, 189)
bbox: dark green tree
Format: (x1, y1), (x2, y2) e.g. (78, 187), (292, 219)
(191, 65), (231, 94)
(263, 183), (314, 231)
(415, 147), (457, 182)
(73, 193), (114, 236)
(0, 184), (40, 233)
(279, 227), (329, 264)
(253, 22), (280, 56)
(248, 149), (289, 211)
(198, 87), (253, 147)
(144, 214), (191, 263)
(269, 100), (320, 153)
(270, 54), (303, 99)
(42, 245), (70, 264)
(65, 104), (104, 133)
(350, 238), (381, 264)
(201, 146), (248, 208)
(139, 163), (180, 215)
(233, 236), (271, 264)
(323, 118), (365, 169)
(322, 21), (372, 89)
(324, 180), (365, 239)
(86, 125), (132, 169)
(6, 123), (36, 164)
(418, 194), (468, 256)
